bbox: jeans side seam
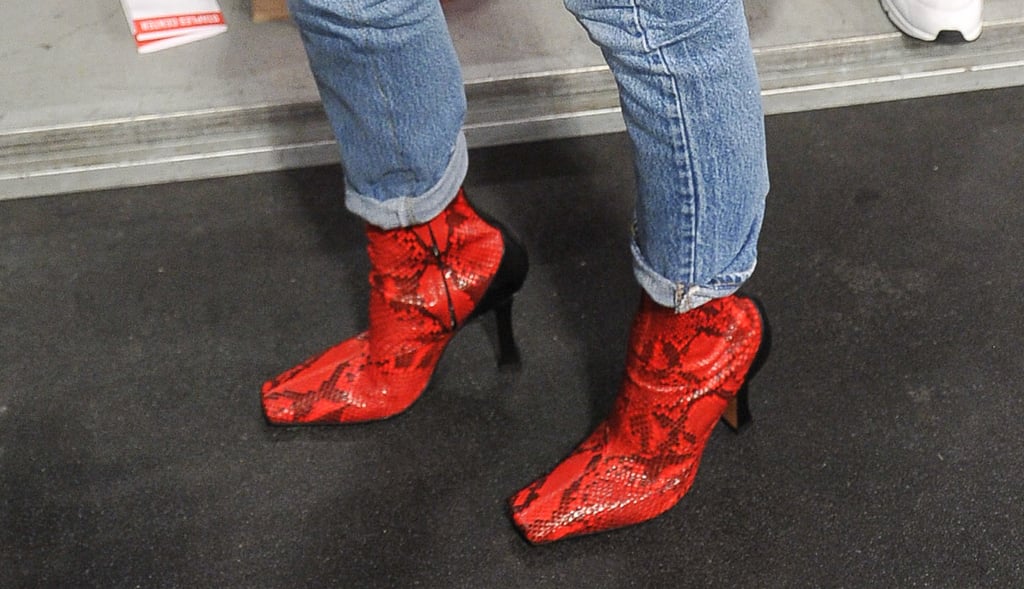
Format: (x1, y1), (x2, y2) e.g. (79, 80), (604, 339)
(632, 239), (753, 312)
(656, 42), (699, 287)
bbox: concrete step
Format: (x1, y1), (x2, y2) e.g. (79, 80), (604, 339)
(2, 0), (1022, 200)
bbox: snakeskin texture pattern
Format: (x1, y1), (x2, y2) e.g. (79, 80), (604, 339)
(261, 190), (507, 424)
(509, 294), (765, 544)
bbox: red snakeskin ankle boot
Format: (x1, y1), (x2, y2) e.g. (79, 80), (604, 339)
(508, 292), (767, 543)
(261, 189), (528, 425)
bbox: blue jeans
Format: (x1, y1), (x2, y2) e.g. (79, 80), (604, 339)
(288, 0), (768, 312)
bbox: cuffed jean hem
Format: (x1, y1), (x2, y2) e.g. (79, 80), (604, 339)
(344, 132), (469, 229)
(631, 239), (754, 313)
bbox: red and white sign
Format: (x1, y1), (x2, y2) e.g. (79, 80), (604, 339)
(121, 0), (227, 53)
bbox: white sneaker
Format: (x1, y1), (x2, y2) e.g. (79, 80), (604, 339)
(880, 0), (983, 41)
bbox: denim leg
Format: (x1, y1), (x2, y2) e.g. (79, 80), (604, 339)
(288, 0), (468, 229)
(564, 0), (769, 312)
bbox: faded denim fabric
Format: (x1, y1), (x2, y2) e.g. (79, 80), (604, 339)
(565, 0), (769, 310)
(287, 0), (467, 228)
(289, 0), (768, 312)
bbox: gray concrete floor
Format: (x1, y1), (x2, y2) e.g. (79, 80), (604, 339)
(2, 86), (1023, 586)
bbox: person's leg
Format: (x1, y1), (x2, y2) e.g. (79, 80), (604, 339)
(509, 0), (769, 543)
(571, 0), (768, 310)
(262, 0), (528, 425)
(289, 0), (468, 227)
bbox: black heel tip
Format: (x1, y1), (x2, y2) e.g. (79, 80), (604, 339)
(492, 298), (522, 371)
(722, 383), (753, 433)
(498, 352), (522, 372)
(723, 415), (753, 434)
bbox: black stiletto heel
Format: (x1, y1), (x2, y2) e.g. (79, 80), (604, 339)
(493, 297), (521, 369)
(720, 295), (770, 433)
(723, 385), (752, 432)
(469, 214), (529, 370)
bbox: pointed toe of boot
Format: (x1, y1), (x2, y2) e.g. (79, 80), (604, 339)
(508, 484), (569, 545)
(260, 334), (371, 425)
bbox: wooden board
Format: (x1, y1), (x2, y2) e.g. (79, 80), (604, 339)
(251, 0), (288, 22)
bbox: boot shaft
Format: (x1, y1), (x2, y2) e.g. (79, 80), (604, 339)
(365, 190), (507, 355)
(609, 294), (764, 446)
(625, 294), (762, 394)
